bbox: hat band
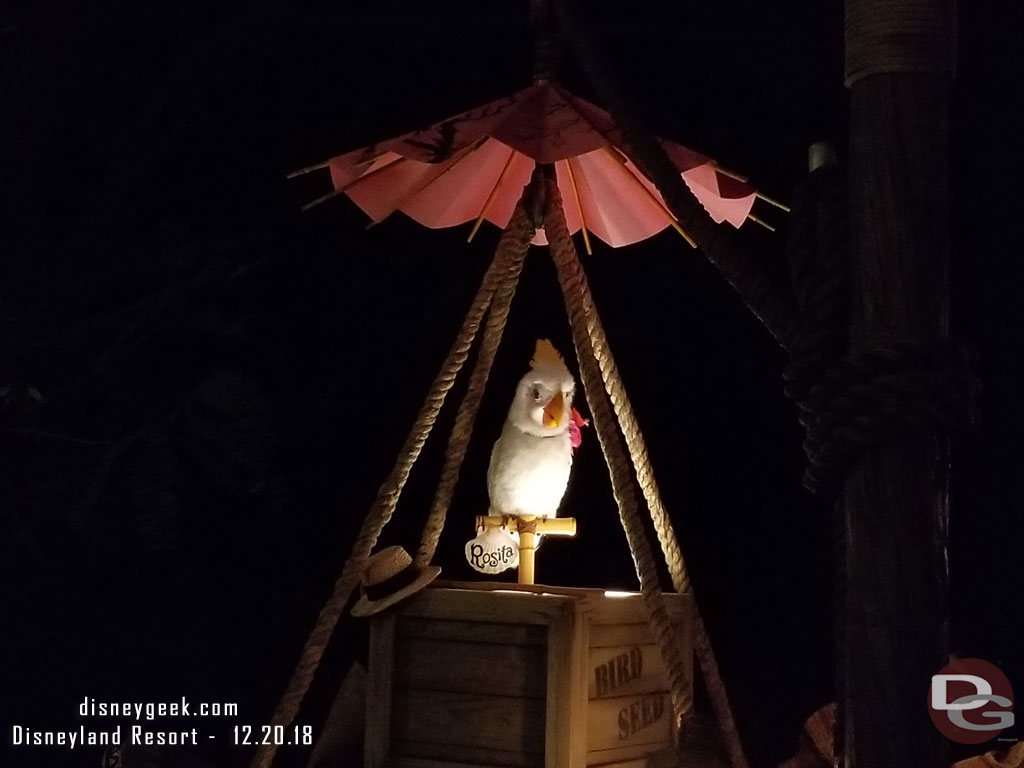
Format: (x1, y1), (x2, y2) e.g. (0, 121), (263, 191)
(364, 561), (422, 601)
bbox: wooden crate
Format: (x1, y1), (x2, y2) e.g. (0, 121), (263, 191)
(364, 581), (693, 768)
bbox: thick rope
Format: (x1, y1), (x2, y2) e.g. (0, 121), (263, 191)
(248, 228), (525, 768)
(416, 204), (534, 565)
(544, 180), (693, 731)
(782, 166), (850, 406)
(781, 163), (850, 760)
(545, 177), (749, 768)
(798, 340), (980, 494)
(552, 0), (798, 349)
(845, 0), (956, 86)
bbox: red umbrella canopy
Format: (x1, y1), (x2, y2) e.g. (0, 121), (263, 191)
(315, 82), (760, 249)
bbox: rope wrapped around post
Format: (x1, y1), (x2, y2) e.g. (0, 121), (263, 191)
(247, 203), (536, 768)
(544, 176), (693, 732)
(798, 340), (980, 494)
(544, 177), (749, 768)
(845, 0), (957, 86)
(416, 203), (535, 564)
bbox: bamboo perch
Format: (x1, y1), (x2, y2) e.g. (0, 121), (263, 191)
(468, 147), (518, 242)
(475, 514), (577, 585)
(563, 158), (593, 255)
(603, 147), (698, 248)
(475, 515), (577, 536)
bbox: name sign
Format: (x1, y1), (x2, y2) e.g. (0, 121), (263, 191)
(465, 526), (519, 574)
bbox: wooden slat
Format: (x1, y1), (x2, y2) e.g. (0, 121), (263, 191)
(585, 593), (691, 627)
(383, 583), (693, 768)
(588, 644), (667, 700)
(585, 759), (649, 768)
(586, 745), (661, 767)
(425, 584), (692, 631)
(396, 742), (542, 768)
(365, 613), (397, 768)
(588, 624), (651, 649)
(546, 601), (584, 768)
(586, 693), (672, 753)
(393, 690), (545, 754)
(402, 587), (573, 626)
(570, 607), (591, 768)
(394, 637), (546, 698)
(309, 661), (365, 768)
(397, 617), (546, 647)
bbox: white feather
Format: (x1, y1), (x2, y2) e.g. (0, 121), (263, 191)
(487, 423), (572, 518)
(487, 341), (576, 520)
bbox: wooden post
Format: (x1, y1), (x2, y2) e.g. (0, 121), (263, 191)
(843, 0), (955, 765)
(475, 515), (577, 585)
(519, 516), (538, 586)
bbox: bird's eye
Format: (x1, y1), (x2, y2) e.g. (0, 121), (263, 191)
(532, 386), (542, 403)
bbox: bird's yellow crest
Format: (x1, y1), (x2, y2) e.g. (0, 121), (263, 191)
(531, 339), (565, 369)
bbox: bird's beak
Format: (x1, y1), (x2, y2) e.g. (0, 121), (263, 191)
(542, 391), (564, 429)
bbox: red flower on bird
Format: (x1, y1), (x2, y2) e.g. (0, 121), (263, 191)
(569, 407), (590, 452)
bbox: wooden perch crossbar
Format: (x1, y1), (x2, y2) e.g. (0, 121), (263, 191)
(475, 514), (577, 585)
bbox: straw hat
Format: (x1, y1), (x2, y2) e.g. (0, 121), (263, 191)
(350, 546), (440, 617)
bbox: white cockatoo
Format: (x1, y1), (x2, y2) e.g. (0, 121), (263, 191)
(487, 339), (586, 522)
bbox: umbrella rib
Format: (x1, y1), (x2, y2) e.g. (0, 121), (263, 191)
(557, 85), (787, 223)
(710, 163), (749, 183)
(286, 160), (332, 179)
(300, 187), (346, 212)
(368, 135), (490, 229)
(563, 158), (593, 255)
(300, 154), (408, 212)
(712, 162), (790, 213)
(602, 147), (698, 248)
(747, 213), (776, 232)
(754, 192), (791, 213)
(467, 145), (518, 242)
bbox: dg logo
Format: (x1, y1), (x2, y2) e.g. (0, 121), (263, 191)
(929, 658), (1016, 744)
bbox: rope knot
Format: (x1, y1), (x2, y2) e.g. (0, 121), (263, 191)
(797, 340), (981, 494)
(517, 518), (539, 535)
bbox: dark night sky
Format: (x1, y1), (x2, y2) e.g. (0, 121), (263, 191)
(2, 2), (1022, 767)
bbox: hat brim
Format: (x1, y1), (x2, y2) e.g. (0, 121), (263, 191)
(350, 565), (441, 618)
